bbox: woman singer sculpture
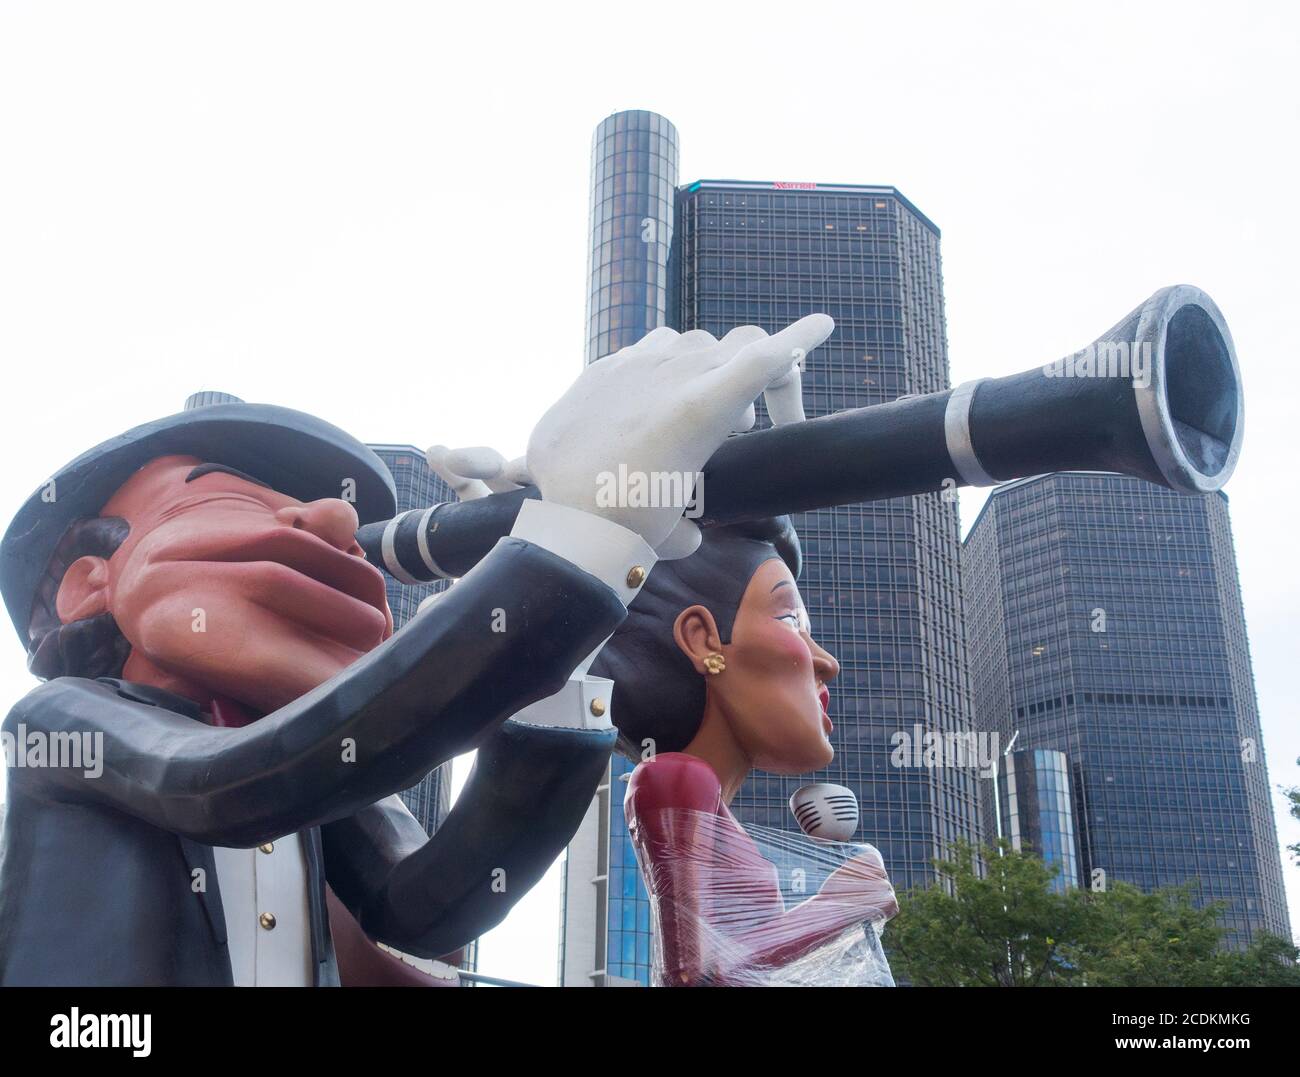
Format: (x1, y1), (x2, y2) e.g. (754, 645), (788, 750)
(591, 517), (898, 986)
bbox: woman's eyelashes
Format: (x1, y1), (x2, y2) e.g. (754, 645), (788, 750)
(774, 609), (811, 633)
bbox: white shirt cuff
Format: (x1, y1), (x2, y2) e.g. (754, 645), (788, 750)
(509, 499), (658, 608)
(510, 674), (615, 731)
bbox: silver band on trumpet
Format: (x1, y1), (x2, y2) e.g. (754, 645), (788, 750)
(380, 506), (451, 584)
(943, 379), (998, 487)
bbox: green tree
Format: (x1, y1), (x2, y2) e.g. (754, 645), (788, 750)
(886, 840), (1086, 986)
(1204, 932), (1300, 986)
(1067, 881), (1223, 986)
(886, 840), (1300, 986)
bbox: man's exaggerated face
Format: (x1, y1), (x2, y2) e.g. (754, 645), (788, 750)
(54, 454), (394, 714)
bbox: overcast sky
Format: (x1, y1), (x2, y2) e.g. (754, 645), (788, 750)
(1, 1), (1296, 983)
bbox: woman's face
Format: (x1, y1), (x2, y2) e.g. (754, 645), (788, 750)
(707, 558), (840, 774)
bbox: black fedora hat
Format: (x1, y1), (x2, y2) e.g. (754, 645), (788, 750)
(0, 397), (397, 648)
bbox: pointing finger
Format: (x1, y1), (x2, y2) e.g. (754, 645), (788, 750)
(444, 446), (508, 481)
(707, 314), (833, 404)
(444, 446), (524, 493)
(426, 445), (492, 501)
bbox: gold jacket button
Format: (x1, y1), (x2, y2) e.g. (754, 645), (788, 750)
(626, 565), (646, 588)
(258, 843), (274, 854)
(259, 912), (277, 930)
(590, 698), (607, 717)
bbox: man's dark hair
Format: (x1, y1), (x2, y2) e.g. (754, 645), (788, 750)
(27, 516), (131, 680)
(590, 517), (801, 762)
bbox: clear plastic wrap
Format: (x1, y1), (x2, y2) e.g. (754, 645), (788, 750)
(630, 807), (898, 987)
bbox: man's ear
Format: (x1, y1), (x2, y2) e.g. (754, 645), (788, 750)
(55, 556), (111, 624)
(672, 604), (724, 674)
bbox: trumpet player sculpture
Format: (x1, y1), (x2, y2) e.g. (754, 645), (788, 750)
(0, 316), (834, 985)
(0, 284), (1243, 987)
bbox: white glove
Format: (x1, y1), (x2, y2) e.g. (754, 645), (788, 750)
(429, 443), (706, 561)
(425, 444), (496, 501)
(428, 317), (832, 554)
(526, 315), (833, 550)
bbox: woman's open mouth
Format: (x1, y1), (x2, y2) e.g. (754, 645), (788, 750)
(819, 684), (832, 733)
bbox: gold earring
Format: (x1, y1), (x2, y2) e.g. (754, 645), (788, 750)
(703, 652), (726, 675)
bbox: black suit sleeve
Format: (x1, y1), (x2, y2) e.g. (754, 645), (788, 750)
(322, 718), (616, 958)
(4, 537), (625, 847)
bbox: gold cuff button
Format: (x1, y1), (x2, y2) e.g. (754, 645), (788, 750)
(626, 565), (646, 588)
(258, 843), (274, 854)
(259, 912), (277, 930)
(590, 698), (607, 717)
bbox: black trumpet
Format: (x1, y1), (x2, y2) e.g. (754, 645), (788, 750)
(359, 285), (1243, 584)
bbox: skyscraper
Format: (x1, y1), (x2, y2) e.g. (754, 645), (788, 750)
(559, 111), (982, 985)
(964, 472), (1291, 946)
(675, 178), (980, 882)
(584, 109), (679, 365)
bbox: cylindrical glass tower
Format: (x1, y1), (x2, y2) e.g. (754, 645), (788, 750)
(999, 748), (1080, 892)
(584, 110), (678, 365)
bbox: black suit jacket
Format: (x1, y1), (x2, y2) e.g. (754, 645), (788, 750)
(0, 537), (623, 986)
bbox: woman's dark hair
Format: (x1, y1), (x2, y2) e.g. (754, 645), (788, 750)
(590, 516), (801, 762)
(27, 516), (132, 680)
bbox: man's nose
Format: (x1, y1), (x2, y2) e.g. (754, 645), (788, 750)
(275, 499), (361, 553)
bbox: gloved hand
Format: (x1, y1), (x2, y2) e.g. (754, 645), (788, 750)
(429, 316), (832, 558)
(430, 442), (706, 560)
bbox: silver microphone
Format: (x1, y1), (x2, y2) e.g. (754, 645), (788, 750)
(789, 783), (859, 842)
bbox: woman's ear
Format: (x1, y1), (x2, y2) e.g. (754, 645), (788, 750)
(672, 604), (724, 675)
(55, 555), (111, 624)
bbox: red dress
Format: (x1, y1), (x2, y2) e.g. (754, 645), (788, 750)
(625, 753), (897, 986)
